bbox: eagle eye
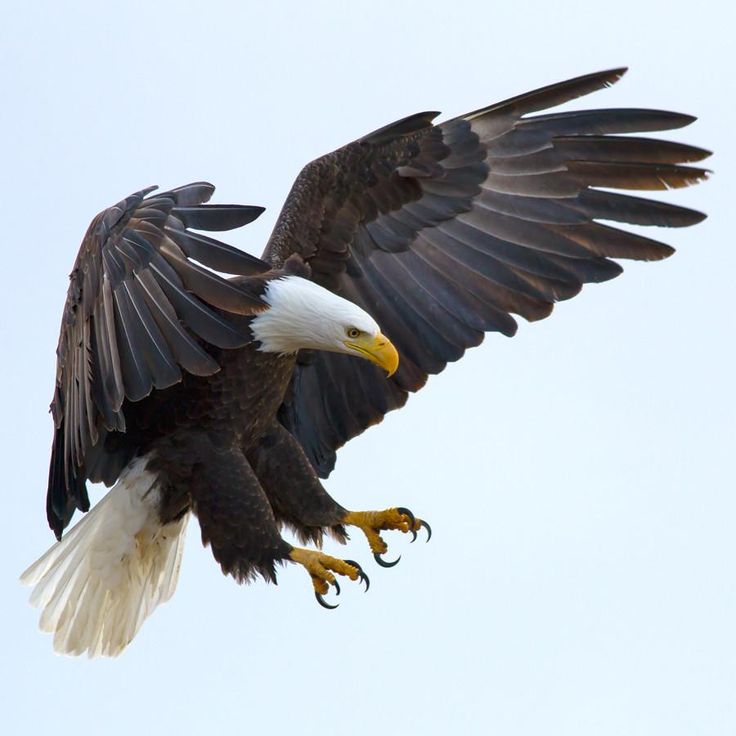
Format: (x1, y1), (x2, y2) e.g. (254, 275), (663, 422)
(346, 327), (361, 339)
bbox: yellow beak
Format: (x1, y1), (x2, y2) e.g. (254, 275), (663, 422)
(344, 332), (399, 377)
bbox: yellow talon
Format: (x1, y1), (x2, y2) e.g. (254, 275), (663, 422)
(289, 548), (369, 608)
(342, 507), (431, 567)
(289, 548), (359, 581)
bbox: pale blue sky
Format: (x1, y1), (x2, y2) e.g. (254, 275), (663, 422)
(2, 2), (734, 734)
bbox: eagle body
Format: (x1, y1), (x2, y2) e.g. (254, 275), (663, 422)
(97, 339), (297, 486)
(111, 343), (302, 571)
(22, 68), (711, 656)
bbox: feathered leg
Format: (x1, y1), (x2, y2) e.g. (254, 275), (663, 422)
(247, 423), (348, 547)
(156, 430), (290, 583)
(249, 423), (429, 567)
(160, 429), (365, 606)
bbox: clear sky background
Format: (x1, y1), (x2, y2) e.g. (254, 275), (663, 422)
(1, 1), (733, 734)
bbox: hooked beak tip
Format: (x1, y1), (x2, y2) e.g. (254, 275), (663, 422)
(345, 332), (399, 377)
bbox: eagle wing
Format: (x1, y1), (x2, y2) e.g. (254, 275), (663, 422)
(49, 182), (270, 536)
(264, 68), (710, 477)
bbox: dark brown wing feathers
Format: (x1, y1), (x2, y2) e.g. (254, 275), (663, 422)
(48, 183), (269, 537)
(266, 68), (710, 477)
(49, 70), (710, 528)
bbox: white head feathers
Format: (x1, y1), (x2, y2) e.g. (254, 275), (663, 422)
(250, 276), (380, 355)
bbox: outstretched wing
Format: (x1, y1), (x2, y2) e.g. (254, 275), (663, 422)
(265, 68), (710, 477)
(49, 182), (270, 537)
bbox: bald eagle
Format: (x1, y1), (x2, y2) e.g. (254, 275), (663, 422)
(22, 68), (709, 657)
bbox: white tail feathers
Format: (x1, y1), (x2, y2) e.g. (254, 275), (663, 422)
(20, 456), (189, 657)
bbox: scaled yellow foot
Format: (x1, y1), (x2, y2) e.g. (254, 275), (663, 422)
(289, 548), (369, 609)
(342, 507), (432, 567)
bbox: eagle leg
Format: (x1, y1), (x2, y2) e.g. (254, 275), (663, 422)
(342, 507), (431, 567)
(248, 424), (349, 547)
(160, 432), (295, 585)
(289, 548), (369, 609)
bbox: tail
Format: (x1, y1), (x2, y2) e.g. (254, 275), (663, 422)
(20, 456), (188, 657)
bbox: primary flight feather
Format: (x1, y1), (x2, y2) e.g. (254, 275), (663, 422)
(22, 68), (710, 656)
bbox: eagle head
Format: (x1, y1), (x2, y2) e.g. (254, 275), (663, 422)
(249, 275), (399, 376)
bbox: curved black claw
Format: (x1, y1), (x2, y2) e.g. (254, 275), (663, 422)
(374, 552), (401, 568)
(420, 519), (432, 542)
(332, 578), (341, 596)
(344, 559), (370, 592)
(396, 507), (431, 544)
(396, 506), (416, 527)
(315, 590), (339, 610)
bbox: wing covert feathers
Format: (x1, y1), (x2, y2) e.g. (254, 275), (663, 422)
(268, 69), (710, 476)
(49, 182), (268, 536)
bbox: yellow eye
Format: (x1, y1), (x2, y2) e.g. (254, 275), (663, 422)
(346, 327), (361, 339)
